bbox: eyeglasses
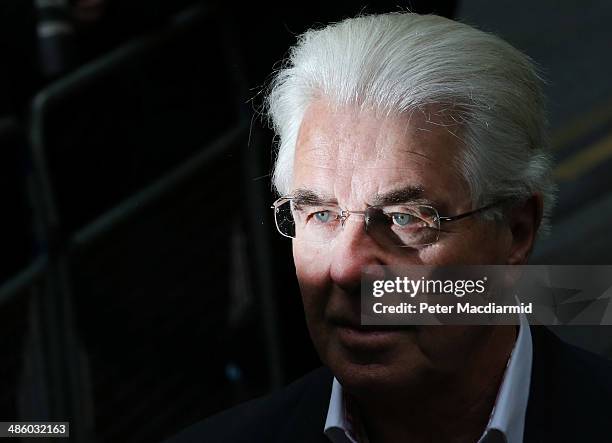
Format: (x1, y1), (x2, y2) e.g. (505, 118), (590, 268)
(271, 196), (504, 248)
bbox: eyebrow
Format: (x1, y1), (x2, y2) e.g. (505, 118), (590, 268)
(291, 188), (337, 205)
(371, 185), (427, 206)
(290, 185), (427, 206)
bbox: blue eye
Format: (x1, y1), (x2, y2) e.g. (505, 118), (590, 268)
(314, 211), (332, 223)
(391, 213), (415, 226)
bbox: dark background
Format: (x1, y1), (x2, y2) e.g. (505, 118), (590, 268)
(0, 1), (611, 442)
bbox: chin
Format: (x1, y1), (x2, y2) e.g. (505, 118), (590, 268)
(321, 337), (431, 396)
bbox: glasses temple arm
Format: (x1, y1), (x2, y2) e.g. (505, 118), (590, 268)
(437, 201), (505, 224)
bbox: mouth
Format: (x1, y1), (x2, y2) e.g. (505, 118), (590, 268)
(330, 318), (416, 350)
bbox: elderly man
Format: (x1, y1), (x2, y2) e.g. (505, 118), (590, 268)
(170, 12), (612, 443)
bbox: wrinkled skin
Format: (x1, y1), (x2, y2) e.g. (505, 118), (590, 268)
(290, 99), (541, 441)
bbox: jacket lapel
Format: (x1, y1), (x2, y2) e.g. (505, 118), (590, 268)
(275, 366), (334, 443)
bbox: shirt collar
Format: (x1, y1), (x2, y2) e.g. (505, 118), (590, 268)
(324, 314), (533, 443)
(481, 312), (533, 443)
(324, 377), (360, 443)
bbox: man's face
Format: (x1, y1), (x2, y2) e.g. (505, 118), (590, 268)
(291, 99), (515, 395)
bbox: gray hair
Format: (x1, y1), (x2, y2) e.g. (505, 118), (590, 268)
(265, 12), (556, 233)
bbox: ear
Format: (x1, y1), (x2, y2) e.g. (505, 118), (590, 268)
(506, 193), (543, 265)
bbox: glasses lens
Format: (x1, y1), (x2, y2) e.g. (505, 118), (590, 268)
(273, 199), (441, 248)
(273, 199), (296, 238)
(367, 205), (440, 247)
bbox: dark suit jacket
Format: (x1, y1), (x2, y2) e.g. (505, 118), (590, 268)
(167, 327), (612, 442)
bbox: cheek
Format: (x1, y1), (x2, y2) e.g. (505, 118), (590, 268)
(293, 241), (329, 284)
(293, 242), (332, 311)
(464, 223), (512, 263)
(293, 242), (332, 347)
(414, 242), (470, 266)
(416, 224), (511, 265)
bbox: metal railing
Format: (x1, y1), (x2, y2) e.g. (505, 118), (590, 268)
(1, 4), (283, 441)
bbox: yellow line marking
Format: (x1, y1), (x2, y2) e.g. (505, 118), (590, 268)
(554, 131), (612, 181)
(551, 99), (612, 151)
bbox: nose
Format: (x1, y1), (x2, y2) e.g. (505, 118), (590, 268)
(329, 217), (387, 293)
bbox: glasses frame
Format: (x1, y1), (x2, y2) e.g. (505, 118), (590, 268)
(271, 196), (506, 244)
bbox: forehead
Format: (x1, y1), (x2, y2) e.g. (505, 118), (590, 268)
(292, 100), (468, 206)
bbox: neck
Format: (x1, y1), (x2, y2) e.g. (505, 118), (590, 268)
(351, 325), (517, 443)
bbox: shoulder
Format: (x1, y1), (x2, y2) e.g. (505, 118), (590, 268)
(525, 326), (612, 441)
(530, 326), (612, 396)
(165, 366), (333, 443)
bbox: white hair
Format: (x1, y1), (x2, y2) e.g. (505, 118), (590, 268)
(265, 12), (556, 232)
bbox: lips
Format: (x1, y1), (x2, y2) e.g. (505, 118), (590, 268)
(329, 316), (414, 350)
(329, 313), (414, 330)
(333, 320), (400, 332)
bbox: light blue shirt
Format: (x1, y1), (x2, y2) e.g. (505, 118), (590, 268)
(324, 314), (533, 443)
